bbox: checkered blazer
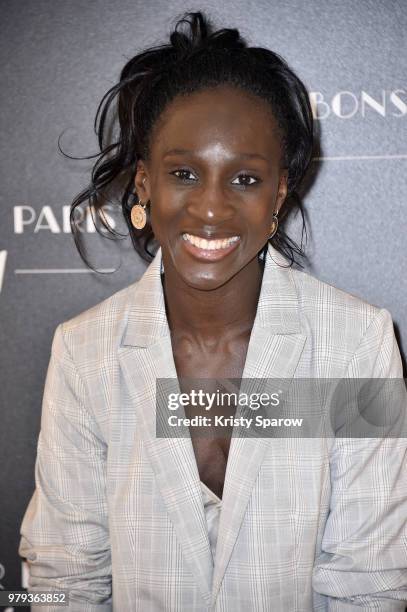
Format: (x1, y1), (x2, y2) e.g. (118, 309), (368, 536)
(19, 244), (407, 611)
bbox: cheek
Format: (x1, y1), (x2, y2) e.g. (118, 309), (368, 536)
(148, 193), (184, 240)
(243, 201), (273, 232)
(150, 179), (185, 215)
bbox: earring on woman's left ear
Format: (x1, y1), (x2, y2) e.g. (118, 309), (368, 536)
(268, 213), (279, 239)
(130, 198), (150, 230)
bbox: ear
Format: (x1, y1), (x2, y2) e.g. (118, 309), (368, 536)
(275, 169), (288, 215)
(134, 160), (151, 201)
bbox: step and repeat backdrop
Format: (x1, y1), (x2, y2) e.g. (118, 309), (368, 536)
(0, 0), (406, 609)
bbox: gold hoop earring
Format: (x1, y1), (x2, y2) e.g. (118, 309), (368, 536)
(268, 213), (279, 239)
(130, 199), (150, 230)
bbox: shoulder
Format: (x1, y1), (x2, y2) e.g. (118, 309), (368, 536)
(288, 266), (399, 375)
(290, 266), (382, 324)
(56, 280), (139, 362)
(265, 245), (388, 339)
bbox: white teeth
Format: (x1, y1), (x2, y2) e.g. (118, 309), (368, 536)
(182, 233), (239, 250)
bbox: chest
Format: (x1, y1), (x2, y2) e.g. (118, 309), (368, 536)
(171, 335), (250, 499)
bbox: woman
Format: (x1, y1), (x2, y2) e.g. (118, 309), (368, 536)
(19, 11), (406, 611)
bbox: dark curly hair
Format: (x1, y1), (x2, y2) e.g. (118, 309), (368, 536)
(67, 11), (314, 269)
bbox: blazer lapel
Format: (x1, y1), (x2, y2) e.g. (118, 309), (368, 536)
(210, 244), (307, 605)
(117, 250), (214, 605)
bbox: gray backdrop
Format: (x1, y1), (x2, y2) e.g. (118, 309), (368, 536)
(1, 0), (406, 608)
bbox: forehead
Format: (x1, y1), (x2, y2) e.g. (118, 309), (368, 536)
(149, 85), (283, 161)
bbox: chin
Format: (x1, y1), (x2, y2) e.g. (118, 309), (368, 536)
(177, 267), (237, 291)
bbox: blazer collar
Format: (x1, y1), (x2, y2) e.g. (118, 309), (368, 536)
(121, 243), (302, 349)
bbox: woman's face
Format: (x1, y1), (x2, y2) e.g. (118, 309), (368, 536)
(135, 85), (288, 290)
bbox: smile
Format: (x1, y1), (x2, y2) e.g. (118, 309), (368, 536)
(182, 233), (240, 250)
(181, 232), (241, 262)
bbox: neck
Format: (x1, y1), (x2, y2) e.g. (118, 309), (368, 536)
(161, 253), (265, 343)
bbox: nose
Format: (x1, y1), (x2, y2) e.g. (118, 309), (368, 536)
(186, 179), (236, 225)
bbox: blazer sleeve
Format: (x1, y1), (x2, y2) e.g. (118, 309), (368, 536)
(312, 308), (407, 611)
(18, 323), (112, 612)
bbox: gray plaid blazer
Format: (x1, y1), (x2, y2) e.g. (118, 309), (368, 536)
(19, 244), (407, 611)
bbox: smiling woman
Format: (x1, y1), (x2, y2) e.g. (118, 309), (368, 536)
(68, 11), (312, 270)
(19, 10), (407, 612)
(136, 86), (288, 285)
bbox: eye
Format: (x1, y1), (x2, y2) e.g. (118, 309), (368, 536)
(170, 169), (197, 182)
(232, 173), (262, 187)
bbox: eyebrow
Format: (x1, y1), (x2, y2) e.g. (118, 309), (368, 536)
(162, 148), (269, 163)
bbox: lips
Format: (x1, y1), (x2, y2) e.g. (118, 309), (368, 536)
(182, 229), (240, 238)
(181, 232), (241, 261)
(182, 233), (239, 250)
